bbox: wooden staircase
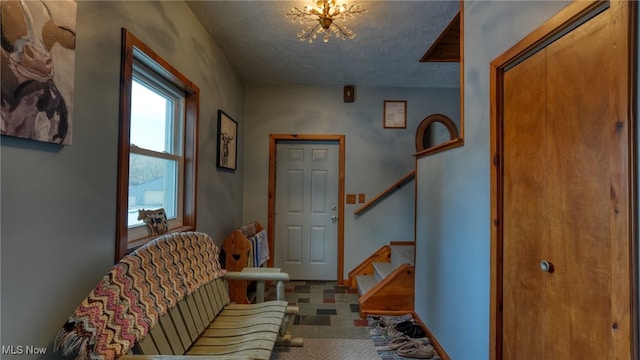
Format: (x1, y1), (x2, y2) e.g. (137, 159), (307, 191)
(348, 242), (415, 318)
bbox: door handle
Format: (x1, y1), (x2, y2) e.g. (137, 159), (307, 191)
(331, 215), (338, 222)
(540, 260), (554, 273)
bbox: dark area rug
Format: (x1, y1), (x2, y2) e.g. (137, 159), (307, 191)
(368, 314), (441, 360)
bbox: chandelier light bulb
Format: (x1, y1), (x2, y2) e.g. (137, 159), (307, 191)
(286, 0), (366, 44)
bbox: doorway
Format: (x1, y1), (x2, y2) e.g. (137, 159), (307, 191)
(268, 134), (345, 282)
(490, 1), (636, 359)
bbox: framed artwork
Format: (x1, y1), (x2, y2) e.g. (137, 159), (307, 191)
(1, 0), (77, 145)
(383, 100), (407, 129)
(217, 110), (237, 170)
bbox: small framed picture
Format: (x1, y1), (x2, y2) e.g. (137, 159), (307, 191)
(217, 110), (237, 170)
(383, 100), (407, 129)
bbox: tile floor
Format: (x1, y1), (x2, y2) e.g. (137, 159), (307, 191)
(265, 280), (370, 339)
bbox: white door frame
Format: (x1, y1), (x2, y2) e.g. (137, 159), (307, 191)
(268, 134), (345, 284)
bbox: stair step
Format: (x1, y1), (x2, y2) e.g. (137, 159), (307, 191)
(356, 274), (378, 296)
(391, 244), (415, 267)
(373, 262), (398, 281)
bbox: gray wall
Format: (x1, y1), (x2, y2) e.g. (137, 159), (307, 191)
(414, 1), (574, 359)
(8, 1), (625, 360)
(0, 1), (244, 358)
(243, 85), (459, 275)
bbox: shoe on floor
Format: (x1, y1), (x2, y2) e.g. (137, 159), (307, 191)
(401, 323), (426, 338)
(389, 336), (412, 350)
(384, 323), (404, 338)
(396, 342), (436, 359)
(395, 320), (415, 332)
(389, 335), (431, 351)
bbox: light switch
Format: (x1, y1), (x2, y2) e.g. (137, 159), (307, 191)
(358, 194), (365, 203)
(346, 194), (356, 204)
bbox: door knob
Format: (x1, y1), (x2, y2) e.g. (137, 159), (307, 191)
(331, 215), (338, 222)
(540, 260), (554, 273)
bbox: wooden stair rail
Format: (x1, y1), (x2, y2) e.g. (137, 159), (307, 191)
(354, 171), (416, 216)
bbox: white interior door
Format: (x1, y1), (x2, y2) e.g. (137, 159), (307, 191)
(275, 141), (338, 280)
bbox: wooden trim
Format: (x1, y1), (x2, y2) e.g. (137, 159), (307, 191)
(116, 29), (199, 262)
(491, 1), (608, 68)
(116, 29), (134, 262)
(489, 57), (502, 360)
(411, 311), (451, 360)
(414, 114), (459, 153)
(413, 138), (463, 159)
(389, 241), (415, 246)
(268, 134), (346, 284)
(420, 11), (460, 63)
(489, 2), (636, 358)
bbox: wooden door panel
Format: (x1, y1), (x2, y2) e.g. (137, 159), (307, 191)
(502, 7), (620, 360)
(492, 2), (634, 359)
(544, 9), (612, 358)
(502, 48), (548, 359)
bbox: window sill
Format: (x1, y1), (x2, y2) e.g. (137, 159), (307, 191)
(413, 138), (464, 159)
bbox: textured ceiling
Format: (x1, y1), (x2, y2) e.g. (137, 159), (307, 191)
(185, 1), (461, 88)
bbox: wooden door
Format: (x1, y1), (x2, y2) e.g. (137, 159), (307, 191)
(493, 2), (635, 359)
(274, 141), (339, 280)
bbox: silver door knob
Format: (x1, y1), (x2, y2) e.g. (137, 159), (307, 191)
(331, 215), (338, 222)
(540, 260), (554, 273)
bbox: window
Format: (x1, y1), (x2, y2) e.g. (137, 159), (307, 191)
(116, 29), (199, 261)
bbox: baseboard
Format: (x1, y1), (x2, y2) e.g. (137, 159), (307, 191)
(412, 311), (450, 360)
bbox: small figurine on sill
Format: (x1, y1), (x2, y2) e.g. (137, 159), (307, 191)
(137, 208), (168, 236)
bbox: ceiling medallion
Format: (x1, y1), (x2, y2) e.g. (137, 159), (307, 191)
(287, 0), (366, 44)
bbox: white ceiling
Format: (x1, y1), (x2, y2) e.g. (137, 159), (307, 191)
(185, 1), (461, 88)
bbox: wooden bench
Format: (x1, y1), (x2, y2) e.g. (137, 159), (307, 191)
(54, 232), (302, 360)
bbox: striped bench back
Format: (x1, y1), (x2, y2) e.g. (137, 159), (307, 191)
(134, 278), (231, 355)
(54, 232), (226, 359)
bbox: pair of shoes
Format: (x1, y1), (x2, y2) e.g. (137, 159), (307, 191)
(396, 342), (437, 359)
(388, 335), (431, 351)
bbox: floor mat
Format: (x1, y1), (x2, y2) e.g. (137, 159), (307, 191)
(271, 338), (379, 360)
(368, 314), (441, 360)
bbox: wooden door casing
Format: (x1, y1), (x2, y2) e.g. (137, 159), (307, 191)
(490, 1), (636, 359)
(268, 134), (346, 284)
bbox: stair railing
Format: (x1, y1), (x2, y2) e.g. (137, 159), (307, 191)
(353, 171), (415, 216)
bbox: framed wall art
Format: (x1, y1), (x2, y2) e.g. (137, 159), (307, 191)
(383, 100), (407, 129)
(1, 0), (77, 145)
(217, 110), (237, 170)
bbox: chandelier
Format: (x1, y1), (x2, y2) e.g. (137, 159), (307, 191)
(287, 0), (367, 44)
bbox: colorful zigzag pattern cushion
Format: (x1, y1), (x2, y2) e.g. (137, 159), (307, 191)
(54, 232), (225, 360)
